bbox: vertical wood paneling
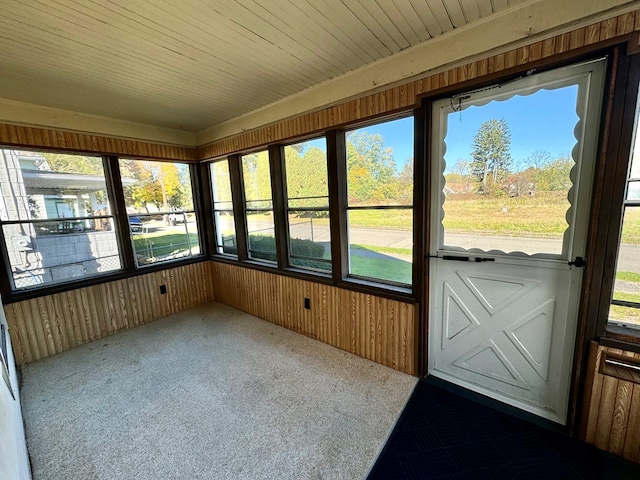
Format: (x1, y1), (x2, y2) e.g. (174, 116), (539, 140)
(583, 344), (640, 462)
(199, 9), (640, 160)
(0, 122), (197, 161)
(208, 262), (417, 375)
(3, 261), (214, 366)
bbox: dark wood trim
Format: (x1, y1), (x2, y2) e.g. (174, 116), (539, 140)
(327, 130), (348, 283)
(595, 51), (639, 336)
(269, 144), (290, 269)
(413, 101), (432, 376)
(0, 221), (14, 297)
(627, 31), (640, 56)
(570, 49), (640, 435)
(104, 155), (135, 272)
(600, 334), (640, 353)
(194, 162), (214, 258)
(228, 154), (249, 261)
(413, 104), (428, 377)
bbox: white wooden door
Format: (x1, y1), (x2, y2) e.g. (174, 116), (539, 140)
(428, 60), (606, 424)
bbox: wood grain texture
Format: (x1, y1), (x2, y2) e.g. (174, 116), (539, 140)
(0, 123), (197, 162)
(209, 262), (418, 375)
(583, 344), (640, 461)
(4, 262), (214, 365)
(199, 10), (640, 160)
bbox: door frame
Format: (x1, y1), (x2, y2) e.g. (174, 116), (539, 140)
(417, 45), (627, 433)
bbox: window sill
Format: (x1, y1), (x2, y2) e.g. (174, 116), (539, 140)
(601, 325), (640, 354)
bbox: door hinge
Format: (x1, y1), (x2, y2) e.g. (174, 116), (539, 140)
(568, 256), (587, 268)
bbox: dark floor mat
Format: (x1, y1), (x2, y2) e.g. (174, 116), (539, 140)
(368, 380), (640, 480)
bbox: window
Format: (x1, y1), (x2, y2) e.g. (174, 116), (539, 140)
(284, 138), (331, 272)
(345, 117), (414, 285)
(242, 150), (276, 263)
(119, 159), (200, 266)
(210, 160), (237, 256)
(610, 92), (640, 331)
(0, 149), (121, 289)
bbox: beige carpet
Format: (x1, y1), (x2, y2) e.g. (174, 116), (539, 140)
(20, 301), (416, 480)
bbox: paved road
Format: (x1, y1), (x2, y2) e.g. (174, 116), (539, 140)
(221, 217), (640, 273)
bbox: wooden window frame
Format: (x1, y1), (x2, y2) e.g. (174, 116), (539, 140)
(206, 115), (424, 303)
(0, 152), (207, 304)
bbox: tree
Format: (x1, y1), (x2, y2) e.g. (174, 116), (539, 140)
(470, 119), (512, 193)
(121, 160), (182, 212)
(41, 153), (104, 175)
(346, 131), (397, 204)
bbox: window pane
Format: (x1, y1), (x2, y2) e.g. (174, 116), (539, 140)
(285, 138), (331, 271)
(211, 160), (233, 205)
(247, 212), (276, 263)
(289, 212), (330, 272)
(285, 138), (328, 208)
(0, 149), (122, 289)
(243, 151), (274, 262)
(610, 207), (640, 328)
(348, 209), (412, 285)
(627, 180), (640, 201)
(214, 211), (237, 255)
(131, 213), (199, 266)
(242, 151), (272, 202)
(3, 219), (121, 289)
(347, 117), (414, 207)
(440, 85), (580, 256)
(119, 159), (194, 213)
(0, 149), (109, 221)
(119, 159), (199, 267)
(210, 161), (237, 255)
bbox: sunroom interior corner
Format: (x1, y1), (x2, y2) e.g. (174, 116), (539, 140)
(3, 1), (640, 478)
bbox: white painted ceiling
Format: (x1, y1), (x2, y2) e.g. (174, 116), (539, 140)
(0, 0), (526, 133)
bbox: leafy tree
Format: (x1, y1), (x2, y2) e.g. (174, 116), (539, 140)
(346, 131), (397, 204)
(534, 156), (573, 192)
(397, 157), (413, 202)
(121, 160), (182, 212)
(41, 153), (104, 175)
(242, 151), (271, 209)
(470, 119), (512, 193)
(285, 145), (328, 203)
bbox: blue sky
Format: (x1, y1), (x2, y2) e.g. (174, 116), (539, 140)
(443, 85), (579, 172)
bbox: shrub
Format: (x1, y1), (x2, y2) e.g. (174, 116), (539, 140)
(222, 234), (326, 269)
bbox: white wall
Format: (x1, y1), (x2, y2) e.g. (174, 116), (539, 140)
(0, 296), (31, 480)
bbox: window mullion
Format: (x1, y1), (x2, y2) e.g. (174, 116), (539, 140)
(327, 129), (348, 282)
(413, 104), (428, 296)
(104, 155), (135, 272)
(228, 154), (249, 261)
(195, 162), (215, 257)
(269, 145), (289, 269)
(0, 223), (13, 296)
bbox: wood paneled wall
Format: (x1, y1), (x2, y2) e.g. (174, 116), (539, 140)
(4, 262), (214, 366)
(0, 122), (197, 162)
(199, 11), (640, 159)
(209, 262), (417, 375)
(582, 341), (640, 461)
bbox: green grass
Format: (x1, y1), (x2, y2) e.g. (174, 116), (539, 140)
(350, 255), (412, 284)
(351, 244), (412, 256)
(616, 271), (640, 282)
(133, 232), (199, 257)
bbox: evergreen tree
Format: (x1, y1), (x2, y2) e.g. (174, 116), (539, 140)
(469, 119), (512, 193)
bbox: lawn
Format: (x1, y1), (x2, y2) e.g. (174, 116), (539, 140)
(133, 231), (199, 259)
